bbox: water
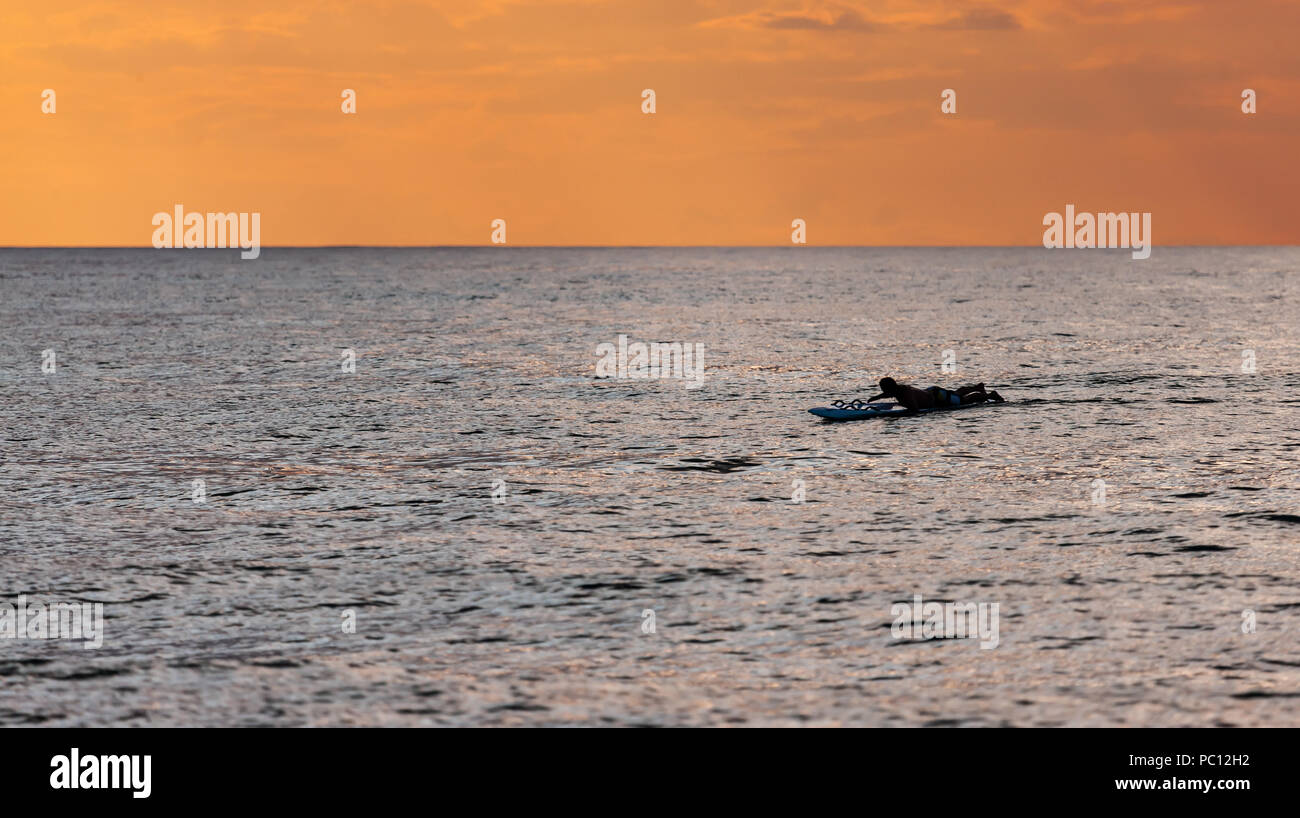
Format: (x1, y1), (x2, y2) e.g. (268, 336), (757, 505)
(1, 247), (1297, 726)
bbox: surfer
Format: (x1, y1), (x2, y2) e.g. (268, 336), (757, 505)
(867, 377), (1004, 411)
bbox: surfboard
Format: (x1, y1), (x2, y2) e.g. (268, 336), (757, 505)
(808, 401), (996, 421)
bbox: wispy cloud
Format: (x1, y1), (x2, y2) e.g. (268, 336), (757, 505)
(925, 8), (1022, 30)
(701, 5), (880, 33)
(763, 9), (877, 31)
(702, 4), (1023, 34)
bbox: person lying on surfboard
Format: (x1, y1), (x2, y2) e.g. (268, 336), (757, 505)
(866, 377), (1004, 411)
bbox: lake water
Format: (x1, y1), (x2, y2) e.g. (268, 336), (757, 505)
(1, 246), (1297, 726)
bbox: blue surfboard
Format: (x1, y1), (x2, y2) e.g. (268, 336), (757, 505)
(808, 401), (995, 421)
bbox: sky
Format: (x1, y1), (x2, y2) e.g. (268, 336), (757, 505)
(2, 0), (1298, 246)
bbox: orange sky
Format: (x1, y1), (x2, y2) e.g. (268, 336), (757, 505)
(3, 0), (1298, 246)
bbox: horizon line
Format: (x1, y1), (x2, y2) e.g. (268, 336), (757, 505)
(2, 244), (1296, 250)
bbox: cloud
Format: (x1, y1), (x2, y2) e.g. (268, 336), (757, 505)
(701, 5), (880, 33)
(764, 10), (877, 31)
(702, 4), (1023, 34)
(926, 8), (1022, 30)
(1045, 0), (1199, 24)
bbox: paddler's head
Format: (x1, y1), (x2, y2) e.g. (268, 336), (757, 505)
(879, 377), (898, 395)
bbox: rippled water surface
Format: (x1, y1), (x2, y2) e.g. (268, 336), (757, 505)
(1, 247), (1298, 726)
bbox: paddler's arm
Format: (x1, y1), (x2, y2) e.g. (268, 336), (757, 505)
(865, 392), (887, 402)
